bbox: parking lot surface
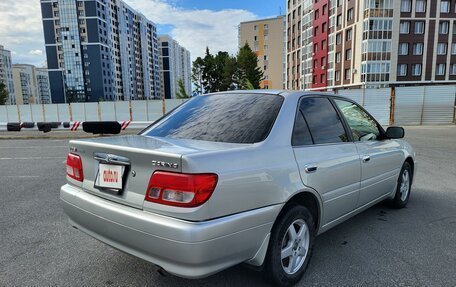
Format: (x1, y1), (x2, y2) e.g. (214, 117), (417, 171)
(1, 126), (455, 286)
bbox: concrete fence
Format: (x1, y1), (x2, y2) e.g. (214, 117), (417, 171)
(0, 99), (186, 123)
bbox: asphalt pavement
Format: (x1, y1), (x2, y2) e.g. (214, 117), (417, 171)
(0, 126), (455, 286)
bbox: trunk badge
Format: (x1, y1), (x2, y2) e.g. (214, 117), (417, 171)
(151, 160), (179, 169)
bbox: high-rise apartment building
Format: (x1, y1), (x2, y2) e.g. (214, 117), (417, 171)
(158, 35), (191, 99)
(0, 45), (16, 104)
(12, 64), (52, 104)
(286, 0), (456, 91)
(41, 0), (161, 103)
(36, 68), (52, 104)
(239, 16), (286, 89)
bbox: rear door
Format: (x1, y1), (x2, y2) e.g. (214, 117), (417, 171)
(333, 98), (403, 207)
(292, 96), (361, 225)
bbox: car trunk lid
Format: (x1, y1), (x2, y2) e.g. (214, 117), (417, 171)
(68, 135), (193, 209)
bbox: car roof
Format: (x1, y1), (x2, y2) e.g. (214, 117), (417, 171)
(205, 90), (338, 99)
(205, 90), (335, 96)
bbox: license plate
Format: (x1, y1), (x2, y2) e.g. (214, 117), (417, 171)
(95, 164), (124, 190)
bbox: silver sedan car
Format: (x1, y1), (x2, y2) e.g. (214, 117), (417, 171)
(61, 91), (415, 286)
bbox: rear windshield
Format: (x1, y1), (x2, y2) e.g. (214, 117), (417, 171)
(143, 93), (283, 144)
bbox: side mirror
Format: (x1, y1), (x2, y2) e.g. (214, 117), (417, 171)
(385, 127), (405, 139)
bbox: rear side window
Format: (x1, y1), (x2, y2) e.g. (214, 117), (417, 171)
(299, 97), (349, 144)
(292, 110), (313, 146)
(143, 93), (283, 144)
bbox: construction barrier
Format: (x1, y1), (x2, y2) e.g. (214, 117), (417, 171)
(0, 121), (152, 133)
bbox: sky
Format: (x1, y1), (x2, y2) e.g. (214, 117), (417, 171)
(0, 0), (285, 67)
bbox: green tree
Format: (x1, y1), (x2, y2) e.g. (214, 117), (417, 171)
(192, 57), (204, 95)
(242, 79), (255, 90)
(0, 82), (9, 105)
(237, 43), (264, 89)
(221, 55), (240, 91)
(176, 79), (190, 99)
(192, 44), (264, 93)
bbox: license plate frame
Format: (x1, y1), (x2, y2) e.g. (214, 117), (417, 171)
(94, 163), (125, 192)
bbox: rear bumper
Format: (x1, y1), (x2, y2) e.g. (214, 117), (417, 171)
(60, 184), (282, 278)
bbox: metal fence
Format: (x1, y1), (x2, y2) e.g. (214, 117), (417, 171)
(1, 86), (455, 126)
(334, 85), (456, 126)
(0, 99), (186, 123)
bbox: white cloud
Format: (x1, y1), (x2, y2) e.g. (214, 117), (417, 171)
(29, 49), (43, 56)
(0, 0), (44, 65)
(0, 0), (257, 66)
(124, 0), (257, 60)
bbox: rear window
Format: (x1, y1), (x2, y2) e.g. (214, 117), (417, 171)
(143, 93), (284, 144)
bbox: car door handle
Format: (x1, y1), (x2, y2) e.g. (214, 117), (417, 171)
(362, 155), (371, 163)
(304, 164), (318, 173)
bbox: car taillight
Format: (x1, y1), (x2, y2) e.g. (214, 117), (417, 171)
(145, 171), (218, 207)
(66, 153), (84, 182)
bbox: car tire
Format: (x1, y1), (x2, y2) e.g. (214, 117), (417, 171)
(389, 161), (412, 209)
(263, 205), (315, 287)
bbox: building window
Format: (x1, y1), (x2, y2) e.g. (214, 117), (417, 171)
(440, 1), (450, 13)
(345, 49), (352, 60)
(347, 9), (354, 21)
(414, 22), (425, 34)
(336, 14), (342, 26)
(335, 70), (341, 81)
(415, 0), (426, 12)
(398, 64), (408, 76)
(399, 43), (409, 55)
(436, 64), (446, 75)
(450, 64), (456, 75)
(400, 22), (410, 34)
(335, 52), (341, 63)
(401, 0), (411, 12)
(411, 64), (422, 76)
(336, 33), (342, 45)
(346, 28), (352, 41)
(437, 43), (447, 55)
(439, 21), (449, 34)
(345, 69), (351, 80)
(413, 43), (424, 55)
(452, 43), (456, 55)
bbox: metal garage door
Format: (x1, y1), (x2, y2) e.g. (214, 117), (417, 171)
(337, 89), (363, 104)
(363, 88), (390, 126)
(394, 87), (424, 125)
(395, 86), (456, 125)
(422, 86), (456, 125)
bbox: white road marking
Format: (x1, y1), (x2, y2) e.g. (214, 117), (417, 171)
(0, 157), (66, 160)
(0, 146), (67, 149)
(1, 176), (41, 178)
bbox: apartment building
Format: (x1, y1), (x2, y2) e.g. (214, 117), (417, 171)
(40, 0), (161, 103)
(286, 0), (456, 91)
(12, 64), (52, 104)
(158, 35), (191, 99)
(239, 16), (286, 89)
(0, 45), (16, 104)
